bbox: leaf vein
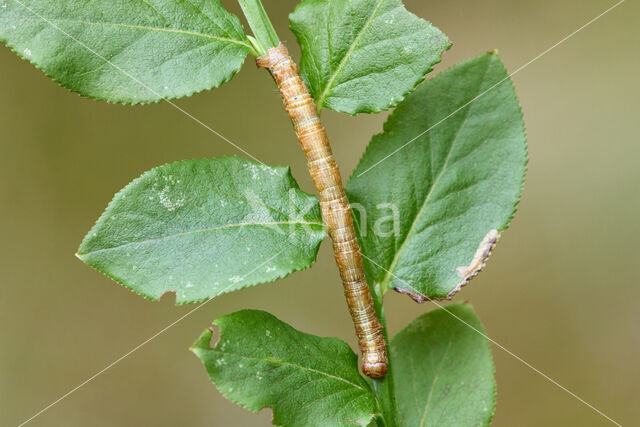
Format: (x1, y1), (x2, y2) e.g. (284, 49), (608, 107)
(212, 350), (372, 393)
(79, 221), (323, 256)
(379, 58), (494, 292)
(315, 0), (385, 109)
(46, 18), (251, 48)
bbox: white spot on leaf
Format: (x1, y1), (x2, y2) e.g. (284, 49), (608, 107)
(245, 163), (260, 179)
(158, 185), (185, 211)
(152, 175), (185, 211)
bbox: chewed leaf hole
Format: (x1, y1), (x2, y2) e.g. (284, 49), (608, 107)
(208, 326), (221, 349)
(191, 310), (377, 425)
(75, 157), (325, 305)
(257, 407), (275, 422)
(158, 290), (177, 303)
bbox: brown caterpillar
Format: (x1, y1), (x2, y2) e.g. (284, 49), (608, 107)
(257, 43), (387, 379)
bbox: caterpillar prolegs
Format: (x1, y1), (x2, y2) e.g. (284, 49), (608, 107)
(257, 44), (388, 379)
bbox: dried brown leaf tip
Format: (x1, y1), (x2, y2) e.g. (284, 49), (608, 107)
(456, 229), (500, 279)
(395, 229), (501, 303)
(449, 229), (501, 298)
(394, 287), (431, 304)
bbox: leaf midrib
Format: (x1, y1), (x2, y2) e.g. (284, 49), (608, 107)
(315, 0), (385, 110)
(47, 18), (252, 48)
(210, 349), (373, 394)
(377, 57), (494, 293)
(418, 336), (453, 427)
(78, 220), (324, 256)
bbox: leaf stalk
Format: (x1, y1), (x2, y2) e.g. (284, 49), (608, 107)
(371, 290), (400, 426)
(237, 0), (280, 56)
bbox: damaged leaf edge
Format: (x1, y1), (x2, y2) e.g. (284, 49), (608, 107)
(394, 229), (501, 303)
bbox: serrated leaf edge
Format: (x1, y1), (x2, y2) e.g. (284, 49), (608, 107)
(75, 156), (326, 305)
(391, 302), (496, 426)
(290, 0), (451, 115)
(348, 51), (528, 302)
(190, 311), (379, 425)
(0, 0), (251, 104)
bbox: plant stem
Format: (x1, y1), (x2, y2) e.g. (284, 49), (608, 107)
(256, 42), (388, 379)
(241, 0), (396, 418)
(237, 0), (280, 56)
(371, 289), (400, 426)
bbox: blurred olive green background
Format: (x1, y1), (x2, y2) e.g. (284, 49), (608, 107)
(1, 0), (638, 425)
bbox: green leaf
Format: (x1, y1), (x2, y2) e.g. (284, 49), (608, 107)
(0, 0), (251, 104)
(191, 310), (379, 426)
(238, 0), (280, 56)
(77, 157), (325, 304)
(391, 303), (495, 426)
(289, 0), (450, 115)
(347, 52), (527, 301)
